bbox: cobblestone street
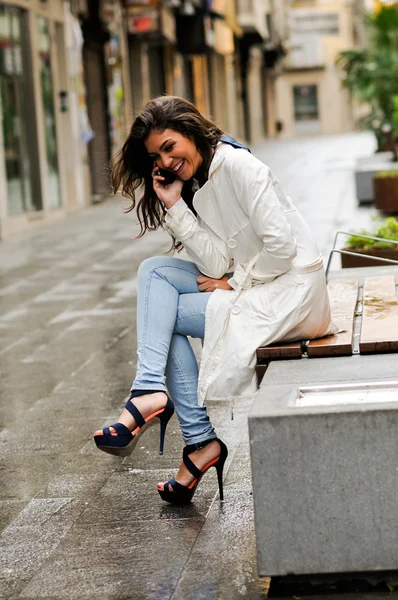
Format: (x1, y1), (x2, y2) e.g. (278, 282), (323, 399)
(0, 132), (385, 599)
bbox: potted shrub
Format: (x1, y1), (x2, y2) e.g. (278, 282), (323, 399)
(337, 6), (398, 203)
(341, 216), (398, 268)
(373, 97), (398, 211)
(374, 170), (398, 212)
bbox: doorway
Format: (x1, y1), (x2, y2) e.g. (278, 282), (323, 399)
(83, 41), (111, 197)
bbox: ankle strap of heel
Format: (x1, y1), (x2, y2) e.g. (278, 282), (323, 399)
(184, 437), (218, 455)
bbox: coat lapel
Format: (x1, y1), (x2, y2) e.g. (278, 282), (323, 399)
(192, 145), (230, 240)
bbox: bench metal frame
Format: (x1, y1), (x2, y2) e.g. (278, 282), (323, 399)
(325, 230), (398, 280)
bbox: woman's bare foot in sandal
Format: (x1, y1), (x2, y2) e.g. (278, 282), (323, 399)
(157, 439), (222, 492)
(94, 392), (168, 438)
(93, 392), (174, 457)
(157, 438), (228, 504)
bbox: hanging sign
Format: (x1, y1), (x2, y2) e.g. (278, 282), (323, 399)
(127, 7), (159, 34)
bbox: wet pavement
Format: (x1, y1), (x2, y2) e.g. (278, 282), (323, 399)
(1, 132), (395, 599)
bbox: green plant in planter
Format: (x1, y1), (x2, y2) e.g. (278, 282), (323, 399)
(336, 6), (398, 158)
(347, 216), (398, 249)
(376, 95), (398, 161)
(373, 161), (398, 212)
(377, 170), (398, 177)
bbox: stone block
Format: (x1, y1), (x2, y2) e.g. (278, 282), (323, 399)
(249, 358), (398, 576)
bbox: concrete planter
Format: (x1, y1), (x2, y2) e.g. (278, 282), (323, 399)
(250, 370), (398, 576)
(373, 174), (398, 213)
(355, 152), (398, 204)
(341, 247), (398, 268)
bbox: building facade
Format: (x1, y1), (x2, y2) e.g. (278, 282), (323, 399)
(274, 0), (357, 138)
(236, 0), (269, 143)
(74, 0), (131, 198)
(0, 0), (291, 239)
(0, 0), (133, 238)
(0, 0), (81, 238)
(123, 0), (246, 139)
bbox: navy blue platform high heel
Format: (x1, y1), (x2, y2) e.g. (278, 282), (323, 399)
(94, 396), (174, 457)
(158, 438), (228, 505)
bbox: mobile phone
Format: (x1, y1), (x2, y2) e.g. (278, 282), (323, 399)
(157, 168), (177, 186)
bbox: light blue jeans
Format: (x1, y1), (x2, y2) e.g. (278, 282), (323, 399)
(131, 256), (216, 445)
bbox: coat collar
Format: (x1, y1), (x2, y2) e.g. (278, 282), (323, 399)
(208, 142), (231, 179)
(192, 143), (232, 196)
(191, 143), (234, 241)
(194, 142), (231, 206)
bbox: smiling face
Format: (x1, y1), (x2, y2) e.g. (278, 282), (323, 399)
(145, 128), (203, 181)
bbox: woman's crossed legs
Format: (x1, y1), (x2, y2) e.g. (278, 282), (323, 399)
(94, 256), (221, 488)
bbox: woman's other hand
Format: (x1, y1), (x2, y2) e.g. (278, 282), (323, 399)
(197, 275), (232, 292)
(152, 167), (184, 209)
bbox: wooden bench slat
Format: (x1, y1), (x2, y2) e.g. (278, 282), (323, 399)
(359, 275), (398, 353)
(307, 279), (358, 357)
(256, 342), (302, 360)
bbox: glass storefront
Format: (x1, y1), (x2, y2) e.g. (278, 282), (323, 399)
(37, 16), (61, 209)
(0, 5), (40, 214)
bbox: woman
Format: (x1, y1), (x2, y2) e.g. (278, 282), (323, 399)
(93, 96), (336, 505)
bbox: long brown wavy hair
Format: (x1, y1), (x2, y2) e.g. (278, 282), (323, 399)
(112, 96), (224, 250)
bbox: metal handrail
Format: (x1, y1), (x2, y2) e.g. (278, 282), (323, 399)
(325, 230), (398, 280)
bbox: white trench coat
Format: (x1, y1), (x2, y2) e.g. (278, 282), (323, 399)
(164, 142), (337, 405)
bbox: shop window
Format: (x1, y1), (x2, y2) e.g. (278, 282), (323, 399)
(0, 5), (40, 214)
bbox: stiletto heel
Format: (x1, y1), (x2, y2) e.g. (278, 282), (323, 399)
(215, 458), (225, 501)
(94, 396), (174, 457)
(158, 438), (228, 505)
(159, 401), (173, 455)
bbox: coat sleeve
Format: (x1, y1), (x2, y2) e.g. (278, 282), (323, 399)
(227, 151), (297, 283)
(163, 199), (233, 278)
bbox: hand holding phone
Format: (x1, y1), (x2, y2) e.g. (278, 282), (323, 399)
(157, 168), (177, 187)
(152, 165), (183, 210)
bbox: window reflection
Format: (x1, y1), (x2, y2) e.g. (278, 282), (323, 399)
(0, 6), (37, 214)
